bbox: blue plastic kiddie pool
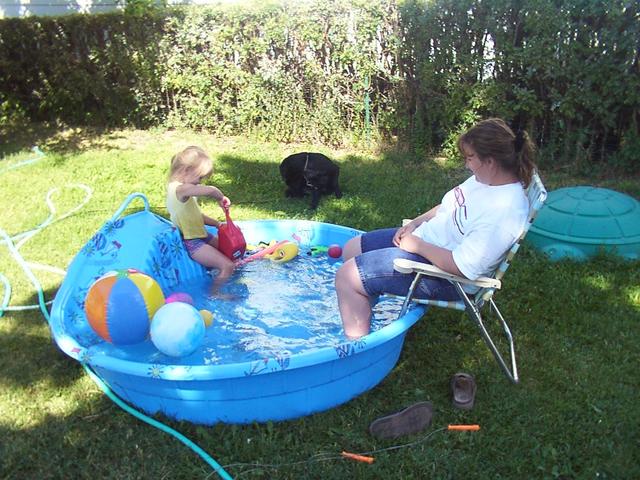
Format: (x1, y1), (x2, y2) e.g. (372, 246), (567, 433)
(49, 194), (425, 424)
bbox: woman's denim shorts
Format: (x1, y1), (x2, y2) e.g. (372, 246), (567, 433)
(355, 228), (460, 301)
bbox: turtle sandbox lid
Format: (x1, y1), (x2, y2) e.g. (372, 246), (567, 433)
(527, 186), (640, 261)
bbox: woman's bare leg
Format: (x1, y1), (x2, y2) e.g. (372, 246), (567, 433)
(335, 258), (372, 338)
(341, 235), (362, 262)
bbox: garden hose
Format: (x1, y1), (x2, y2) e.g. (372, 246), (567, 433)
(0, 273), (10, 318)
(82, 365), (232, 479)
(0, 148), (233, 479)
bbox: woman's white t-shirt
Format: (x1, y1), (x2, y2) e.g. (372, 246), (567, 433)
(413, 175), (528, 289)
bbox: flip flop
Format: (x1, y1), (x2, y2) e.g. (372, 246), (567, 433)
(451, 372), (477, 410)
(368, 401), (433, 439)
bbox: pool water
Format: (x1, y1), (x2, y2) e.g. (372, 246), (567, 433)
(155, 253), (405, 365)
(50, 207), (425, 424)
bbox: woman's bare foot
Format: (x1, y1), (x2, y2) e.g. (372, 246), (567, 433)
(208, 290), (238, 301)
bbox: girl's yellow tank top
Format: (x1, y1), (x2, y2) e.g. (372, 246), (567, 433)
(166, 181), (207, 239)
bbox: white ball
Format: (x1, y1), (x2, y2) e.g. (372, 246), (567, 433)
(150, 302), (205, 357)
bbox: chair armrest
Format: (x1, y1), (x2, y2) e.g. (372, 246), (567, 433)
(393, 258), (501, 289)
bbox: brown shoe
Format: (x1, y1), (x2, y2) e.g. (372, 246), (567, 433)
(368, 401), (433, 439)
(451, 373), (477, 410)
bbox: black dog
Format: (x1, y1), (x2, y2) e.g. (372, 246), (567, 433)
(279, 152), (342, 209)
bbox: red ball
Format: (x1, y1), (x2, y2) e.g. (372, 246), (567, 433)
(327, 244), (342, 258)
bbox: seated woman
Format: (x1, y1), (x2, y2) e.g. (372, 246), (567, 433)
(335, 118), (537, 338)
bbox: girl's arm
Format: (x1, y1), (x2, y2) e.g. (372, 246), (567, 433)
(398, 234), (465, 277)
(176, 183), (229, 207)
(203, 213), (220, 228)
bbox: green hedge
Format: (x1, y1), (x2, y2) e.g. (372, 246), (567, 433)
(0, 12), (165, 126)
(157, 0), (397, 145)
(398, 0), (640, 169)
(0, 0), (638, 169)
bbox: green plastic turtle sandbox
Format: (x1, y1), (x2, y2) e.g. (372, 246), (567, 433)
(527, 186), (640, 261)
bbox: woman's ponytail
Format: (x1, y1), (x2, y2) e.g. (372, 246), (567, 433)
(515, 130), (536, 188)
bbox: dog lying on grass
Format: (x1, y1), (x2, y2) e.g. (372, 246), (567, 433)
(279, 152), (342, 209)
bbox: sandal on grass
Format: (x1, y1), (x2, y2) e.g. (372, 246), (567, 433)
(451, 372), (477, 410)
(368, 401), (433, 440)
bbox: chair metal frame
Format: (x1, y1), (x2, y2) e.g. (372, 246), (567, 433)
(390, 172), (547, 384)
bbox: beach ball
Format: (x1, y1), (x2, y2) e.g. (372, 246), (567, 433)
(165, 292), (194, 305)
(84, 269), (165, 345)
(151, 302), (205, 357)
(328, 244), (342, 258)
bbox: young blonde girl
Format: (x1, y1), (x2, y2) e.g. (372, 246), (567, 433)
(166, 146), (235, 293)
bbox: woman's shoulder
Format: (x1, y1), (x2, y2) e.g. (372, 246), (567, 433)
(493, 182), (527, 205)
(460, 175), (477, 187)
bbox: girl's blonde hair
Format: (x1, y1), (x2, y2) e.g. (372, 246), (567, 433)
(458, 118), (537, 187)
(168, 146), (213, 182)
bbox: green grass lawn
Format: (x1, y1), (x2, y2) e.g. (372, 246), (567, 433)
(1, 126), (639, 479)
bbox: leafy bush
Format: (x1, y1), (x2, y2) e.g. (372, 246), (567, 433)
(157, 0), (399, 144)
(0, 13), (165, 126)
(397, 0), (640, 169)
(0, 0), (637, 169)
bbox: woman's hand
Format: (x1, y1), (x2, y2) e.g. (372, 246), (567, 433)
(393, 222), (417, 246)
(397, 233), (423, 254)
(397, 235), (464, 277)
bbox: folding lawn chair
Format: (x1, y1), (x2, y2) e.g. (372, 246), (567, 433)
(391, 172), (547, 384)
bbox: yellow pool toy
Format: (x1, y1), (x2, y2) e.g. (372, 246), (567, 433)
(199, 309), (215, 327)
(264, 242), (299, 263)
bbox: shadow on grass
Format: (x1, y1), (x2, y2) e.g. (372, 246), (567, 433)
(0, 398), (214, 479)
(0, 285), (84, 389)
(0, 123), (129, 159)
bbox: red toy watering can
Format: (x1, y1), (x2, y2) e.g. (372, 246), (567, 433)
(217, 206), (246, 261)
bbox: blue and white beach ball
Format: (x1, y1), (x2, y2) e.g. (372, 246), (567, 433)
(150, 302), (205, 357)
(84, 269), (164, 345)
